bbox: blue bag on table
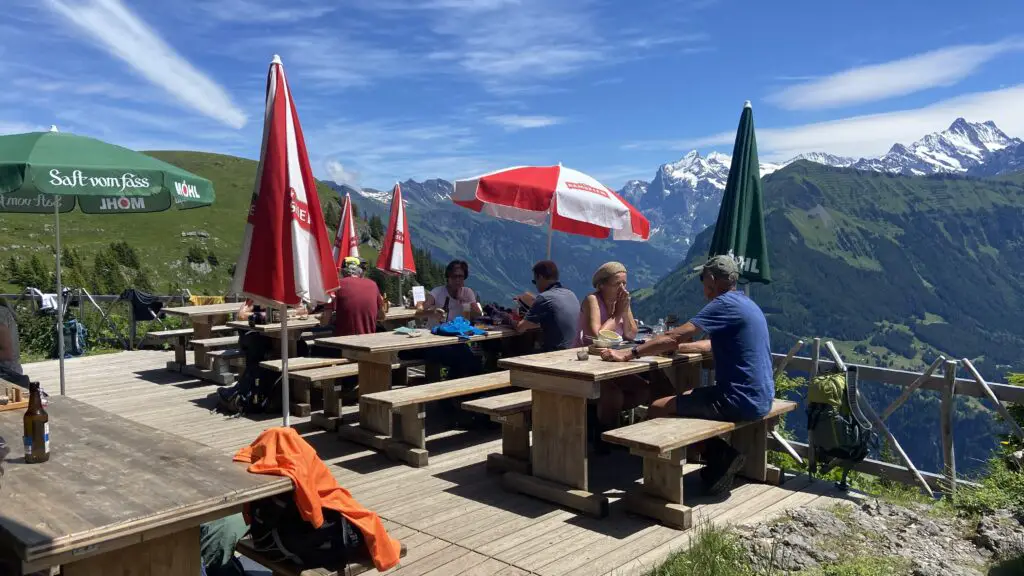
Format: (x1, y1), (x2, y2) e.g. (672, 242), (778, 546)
(430, 316), (485, 341)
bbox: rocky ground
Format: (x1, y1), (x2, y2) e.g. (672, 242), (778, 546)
(737, 499), (1024, 575)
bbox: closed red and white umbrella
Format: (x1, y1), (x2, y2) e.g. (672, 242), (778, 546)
(231, 54), (339, 426)
(332, 192), (360, 267)
(452, 164), (650, 256)
(375, 183), (416, 275)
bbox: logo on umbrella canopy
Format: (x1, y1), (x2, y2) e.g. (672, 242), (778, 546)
(289, 188), (312, 231)
(49, 169), (150, 193)
(173, 180), (200, 201)
(564, 181), (610, 199)
(98, 196), (146, 211)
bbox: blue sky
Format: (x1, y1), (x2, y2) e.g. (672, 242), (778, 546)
(3, 0), (1023, 190)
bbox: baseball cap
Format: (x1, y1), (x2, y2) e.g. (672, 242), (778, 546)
(694, 254), (739, 281)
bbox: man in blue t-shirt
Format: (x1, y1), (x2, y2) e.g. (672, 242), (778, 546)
(600, 254), (774, 495)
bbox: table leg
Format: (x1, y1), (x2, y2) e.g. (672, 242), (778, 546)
(166, 335), (187, 371)
(339, 359), (397, 450)
(192, 319), (213, 340)
(502, 389), (608, 517)
(62, 526), (200, 576)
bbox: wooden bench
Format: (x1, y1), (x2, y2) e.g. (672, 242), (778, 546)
(207, 348), (245, 375)
(600, 399), (797, 529)
(235, 537), (406, 576)
(462, 390), (532, 474)
(191, 335), (240, 368)
(341, 371), (512, 467)
(291, 363), (359, 421)
(149, 325), (233, 371)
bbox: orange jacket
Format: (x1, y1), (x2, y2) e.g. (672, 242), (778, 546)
(234, 427), (402, 571)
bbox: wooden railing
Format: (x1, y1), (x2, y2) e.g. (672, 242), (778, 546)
(766, 337), (1022, 496)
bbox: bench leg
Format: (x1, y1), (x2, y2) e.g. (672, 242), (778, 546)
(388, 404), (429, 467)
(489, 412), (531, 474)
(311, 378), (342, 431)
(167, 336), (187, 371)
(732, 418), (771, 483)
(288, 377), (312, 417)
(624, 452), (692, 529)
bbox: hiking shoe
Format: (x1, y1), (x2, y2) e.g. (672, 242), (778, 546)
(704, 449), (746, 496)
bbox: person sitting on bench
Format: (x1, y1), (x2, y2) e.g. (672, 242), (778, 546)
(600, 255), (775, 495)
(321, 256), (389, 337)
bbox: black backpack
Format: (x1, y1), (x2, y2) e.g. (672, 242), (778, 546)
(249, 493), (367, 569)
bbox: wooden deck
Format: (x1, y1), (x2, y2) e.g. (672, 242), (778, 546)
(21, 350), (858, 576)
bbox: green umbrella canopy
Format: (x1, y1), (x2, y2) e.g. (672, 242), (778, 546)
(707, 101), (772, 285)
(0, 128), (215, 214)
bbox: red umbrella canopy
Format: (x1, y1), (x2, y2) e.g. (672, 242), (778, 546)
(332, 192), (360, 268)
(452, 164), (650, 241)
(231, 55), (339, 307)
(375, 183), (416, 275)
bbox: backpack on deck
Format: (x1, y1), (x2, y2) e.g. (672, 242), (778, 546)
(248, 493), (368, 570)
(807, 366), (876, 489)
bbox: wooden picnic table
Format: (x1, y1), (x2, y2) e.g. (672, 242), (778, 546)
(0, 395), (291, 576)
(163, 302), (241, 339)
(496, 346), (707, 517)
(314, 326), (531, 434)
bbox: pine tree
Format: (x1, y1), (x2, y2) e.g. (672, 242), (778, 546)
(369, 215), (384, 241)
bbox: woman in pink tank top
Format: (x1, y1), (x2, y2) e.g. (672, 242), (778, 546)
(581, 263), (671, 437)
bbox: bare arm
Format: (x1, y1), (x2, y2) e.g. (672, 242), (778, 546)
(516, 318), (539, 333)
(618, 300), (638, 340)
(377, 293), (390, 321)
(601, 321), (702, 361)
(677, 339), (711, 354)
(236, 301), (253, 321)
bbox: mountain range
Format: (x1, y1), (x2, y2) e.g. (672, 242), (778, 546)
(342, 118), (1022, 307)
(617, 118), (1023, 252)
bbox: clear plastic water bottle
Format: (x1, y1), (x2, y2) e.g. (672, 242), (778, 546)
(655, 318), (666, 335)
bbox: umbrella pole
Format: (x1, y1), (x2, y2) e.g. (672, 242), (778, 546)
(54, 197), (66, 396)
(280, 306), (290, 427)
(546, 215), (554, 259)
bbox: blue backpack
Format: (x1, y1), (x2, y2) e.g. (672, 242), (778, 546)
(431, 316), (485, 341)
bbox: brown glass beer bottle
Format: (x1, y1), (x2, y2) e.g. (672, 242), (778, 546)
(23, 382), (49, 464)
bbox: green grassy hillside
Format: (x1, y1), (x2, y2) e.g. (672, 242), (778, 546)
(0, 151), (342, 294)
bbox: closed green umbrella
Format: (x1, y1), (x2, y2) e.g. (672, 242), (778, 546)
(0, 126), (215, 394)
(708, 101), (771, 285)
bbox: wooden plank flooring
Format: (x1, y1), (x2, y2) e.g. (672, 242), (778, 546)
(21, 351), (859, 576)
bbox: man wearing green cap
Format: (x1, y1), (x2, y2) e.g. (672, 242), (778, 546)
(601, 254), (774, 494)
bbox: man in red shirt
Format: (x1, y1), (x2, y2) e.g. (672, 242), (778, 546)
(322, 256), (389, 336)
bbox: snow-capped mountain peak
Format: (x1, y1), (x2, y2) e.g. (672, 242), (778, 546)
(787, 118), (1022, 176)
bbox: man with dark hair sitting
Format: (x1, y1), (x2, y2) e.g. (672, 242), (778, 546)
(515, 260), (580, 352)
(600, 255), (775, 495)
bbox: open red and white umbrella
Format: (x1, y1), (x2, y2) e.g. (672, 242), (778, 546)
(375, 183), (416, 275)
(452, 164), (650, 256)
(231, 54), (339, 426)
(332, 192), (360, 267)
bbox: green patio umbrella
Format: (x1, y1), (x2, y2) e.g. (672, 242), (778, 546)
(708, 101), (772, 286)
(0, 126), (215, 394)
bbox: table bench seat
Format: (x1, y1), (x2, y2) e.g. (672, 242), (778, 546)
(151, 325), (233, 370)
(594, 399), (798, 529)
(235, 538), (406, 576)
(463, 390), (532, 474)
(340, 371), (512, 467)
(292, 364), (360, 430)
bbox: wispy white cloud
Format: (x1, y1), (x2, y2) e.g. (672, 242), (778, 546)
(768, 39), (1024, 110)
(0, 121), (43, 135)
(626, 85), (1024, 161)
(199, 0), (336, 23)
(626, 33), (710, 49)
(43, 0), (247, 128)
(324, 160), (361, 189)
(486, 115), (565, 131)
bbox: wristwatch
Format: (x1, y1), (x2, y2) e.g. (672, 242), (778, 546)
(631, 345), (641, 359)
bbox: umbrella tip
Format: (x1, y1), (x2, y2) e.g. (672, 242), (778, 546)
(743, 100), (752, 109)
(49, 124), (59, 132)
(272, 54), (283, 64)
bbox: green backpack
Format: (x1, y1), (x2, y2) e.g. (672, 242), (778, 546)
(807, 366), (876, 489)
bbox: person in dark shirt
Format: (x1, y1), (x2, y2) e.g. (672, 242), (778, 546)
(601, 255), (774, 495)
(322, 256), (388, 336)
(516, 260), (579, 352)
